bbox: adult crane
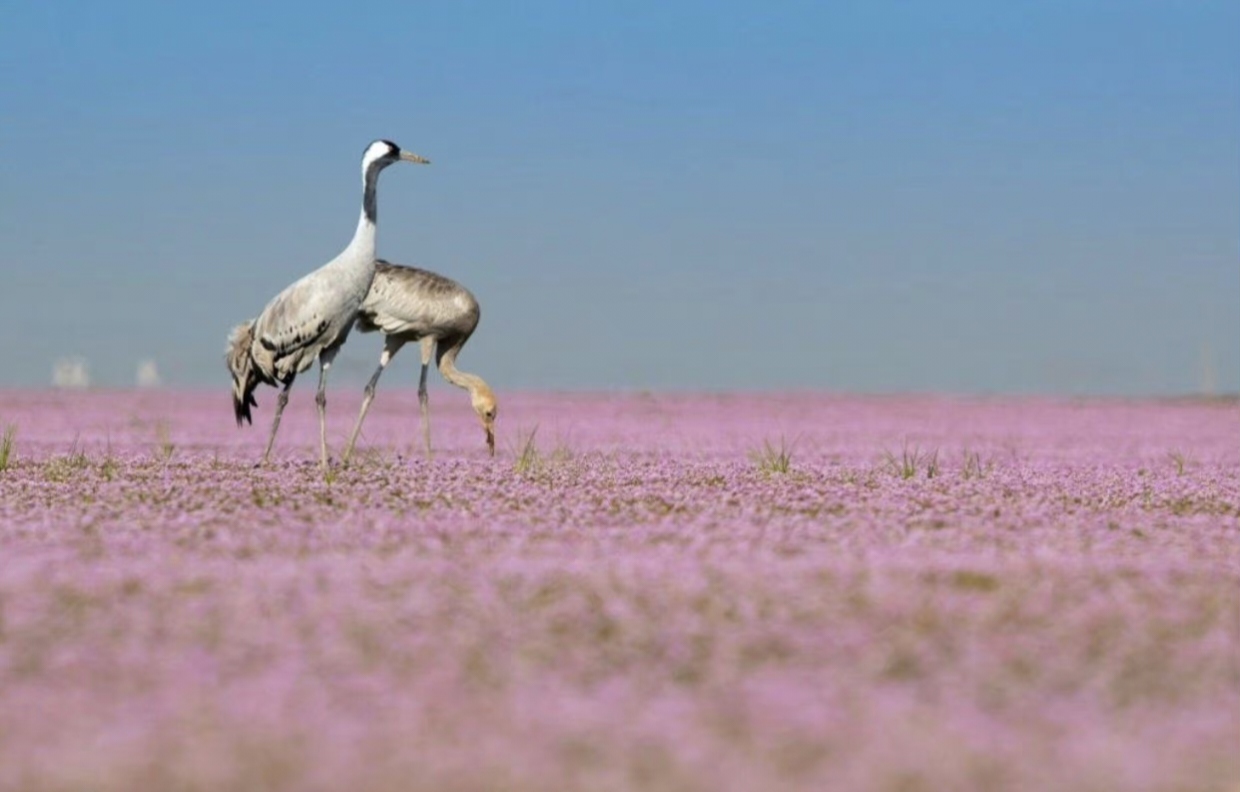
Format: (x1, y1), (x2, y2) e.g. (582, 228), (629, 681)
(226, 140), (429, 468)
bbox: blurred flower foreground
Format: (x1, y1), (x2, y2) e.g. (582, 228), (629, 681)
(0, 390), (1236, 792)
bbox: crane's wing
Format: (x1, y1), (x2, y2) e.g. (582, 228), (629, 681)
(252, 277), (337, 372)
(359, 261), (479, 337)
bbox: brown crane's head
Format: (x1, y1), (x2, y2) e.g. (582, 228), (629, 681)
(470, 383), (498, 456)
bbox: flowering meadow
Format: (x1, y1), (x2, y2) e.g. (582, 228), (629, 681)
(0, 389), (1237, 791)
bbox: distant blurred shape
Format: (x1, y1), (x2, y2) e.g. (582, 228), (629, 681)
(136, 359), (162, 388)
(52, 357), (91, 389)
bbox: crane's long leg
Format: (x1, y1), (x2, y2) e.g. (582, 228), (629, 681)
(261, 379), (295, 466)
(419, 337), (435, 459)
(315, 358), (333, 471)
(343, 337), (405, 464)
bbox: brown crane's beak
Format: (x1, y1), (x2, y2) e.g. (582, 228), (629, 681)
(485, 424), (495, 457)
(400, 151), (431, 165)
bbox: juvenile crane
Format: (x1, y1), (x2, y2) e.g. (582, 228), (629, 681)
(226, 140), (429, 469)
(341, 260), (498, 461)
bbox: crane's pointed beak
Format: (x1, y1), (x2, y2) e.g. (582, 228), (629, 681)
(400, 151), (430, 165)
(485, 425), (495, 457)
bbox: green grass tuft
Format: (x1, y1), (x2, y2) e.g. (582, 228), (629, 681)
(0, 425), (15, 472)
(881, 442), (939, 480)
(99, 436), (118, 482)
(154, 420), (176, 464)
(962, 449), (989, 480)
(751, 437), (795, 475)
(44, 434), (90, 483)
(1168, 450), (1191, 477)
(513, 425), (542, 476)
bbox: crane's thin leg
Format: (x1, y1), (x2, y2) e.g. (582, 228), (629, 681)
(342, 337), (405, 464)
(315, 358), (333, 471)
(261, 379), (294, 467)
(419, 337), (434, 459)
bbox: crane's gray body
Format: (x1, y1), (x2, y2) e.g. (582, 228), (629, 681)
(225, 140), (429, 468)
(249, 252), (372, 384)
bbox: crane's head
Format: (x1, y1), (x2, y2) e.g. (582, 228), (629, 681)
(470, 384), (498, 457)
(362, 139), (430, 172)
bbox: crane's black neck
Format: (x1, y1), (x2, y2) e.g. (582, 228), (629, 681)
(362, 162), (383, 224)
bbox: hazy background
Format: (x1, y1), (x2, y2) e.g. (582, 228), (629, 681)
(2, 1), (1236, 394)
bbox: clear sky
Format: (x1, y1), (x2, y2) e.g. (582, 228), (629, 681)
(1, 1), (1236, 394)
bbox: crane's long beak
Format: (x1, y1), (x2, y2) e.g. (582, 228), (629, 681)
(400, 151), (430, 165)
(485, 424), (495, 457)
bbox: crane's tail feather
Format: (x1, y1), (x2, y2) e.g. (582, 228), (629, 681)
(225, 320), (261, 427)
(233, 384), (259, 426)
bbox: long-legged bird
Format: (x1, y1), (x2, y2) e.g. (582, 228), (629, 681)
(341, 260), (498, 461)
(226, 140), (429, 468)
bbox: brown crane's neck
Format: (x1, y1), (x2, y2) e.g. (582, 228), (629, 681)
(438, 348), (490, 398)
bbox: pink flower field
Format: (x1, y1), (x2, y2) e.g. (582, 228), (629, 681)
(0, 389), (1237, 791)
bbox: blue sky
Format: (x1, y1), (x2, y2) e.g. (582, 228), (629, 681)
(1, 1), (1236, 393)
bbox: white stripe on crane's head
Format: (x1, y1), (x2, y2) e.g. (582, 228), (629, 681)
(362, 139), (400, 171)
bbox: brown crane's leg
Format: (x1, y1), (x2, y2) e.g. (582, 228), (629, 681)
(260, 378), (295, 466)
(419, 337), (435, 459)
(342, 337), (405, 464)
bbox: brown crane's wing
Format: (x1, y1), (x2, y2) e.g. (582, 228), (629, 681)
(358, 261), (479, 338)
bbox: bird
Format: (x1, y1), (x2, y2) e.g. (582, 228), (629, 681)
(341, 259), (498, 462)
(226, 140), (429, 469)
